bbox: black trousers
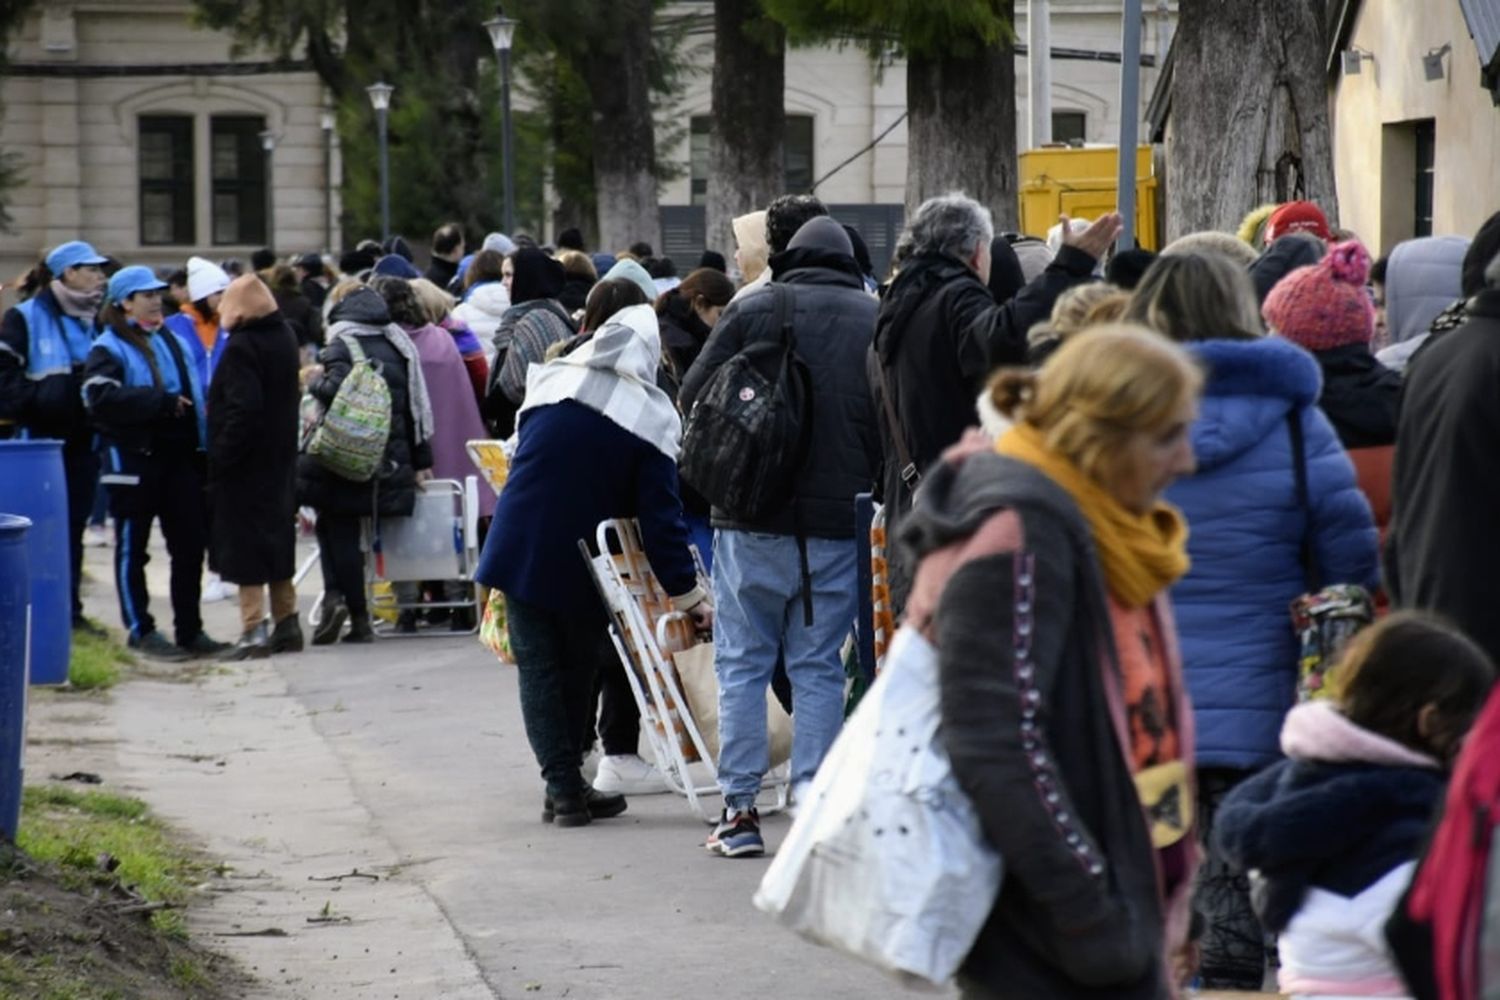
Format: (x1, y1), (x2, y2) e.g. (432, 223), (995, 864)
(1195, 766), (1271, 989)
(108, 450), (206, 645)
(315, 513), (367, 618)
(63, 440), (99, 620)
(596, 647), (640, 756)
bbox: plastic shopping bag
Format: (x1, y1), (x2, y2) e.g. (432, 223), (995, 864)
(752, 626), (1002, 989)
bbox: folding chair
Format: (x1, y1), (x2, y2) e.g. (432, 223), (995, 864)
(581, 518), (789, 822)
(364, 477), (483, 637)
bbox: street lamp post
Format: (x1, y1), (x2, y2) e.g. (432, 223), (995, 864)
(320, 109), (335, 252)
(484, 9), (518, 234)
(366, 82), (395, 241)
(258, 129), (277, 250)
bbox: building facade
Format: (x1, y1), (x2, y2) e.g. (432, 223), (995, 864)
(1329, 0), (1500, 254)
(0, 0), (335, 302)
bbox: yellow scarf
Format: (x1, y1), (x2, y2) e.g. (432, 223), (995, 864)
(995, 423), (1190, 608)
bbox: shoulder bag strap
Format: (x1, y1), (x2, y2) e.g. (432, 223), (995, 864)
(1287, 408), (1319, 589)
(874, 358), (920, 495)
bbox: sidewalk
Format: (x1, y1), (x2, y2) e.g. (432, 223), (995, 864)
(26, 536), (1279, 998)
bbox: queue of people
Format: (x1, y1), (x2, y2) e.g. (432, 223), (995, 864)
(7, 193), (1500, 999)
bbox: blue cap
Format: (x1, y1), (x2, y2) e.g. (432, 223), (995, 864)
(372, 254), (421, 280)
(45, 240), (109, 275)
(106, 265), (168, 305)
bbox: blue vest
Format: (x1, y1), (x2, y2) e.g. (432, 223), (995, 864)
(163, 313), (227, 389)
(16, 296), (95, 380)
(93, 326), (208, 448)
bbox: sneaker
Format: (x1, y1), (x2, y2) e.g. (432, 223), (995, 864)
(580, 745), (602, 786)
(201, 573), (233, 603)
(706, 807), (764, 858)
(542, 788), (628, 826)
(593, 754), (671, 795)
(342, 614), (374, 644)
(72, 616), (109, 639)
(84, 524), (111, 548)
(180, 632), (231, 658)
(128, 630), (191, 663)
(311, 596), (347, 646)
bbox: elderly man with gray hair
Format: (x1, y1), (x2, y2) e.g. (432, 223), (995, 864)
(870, 192), (1121, 612)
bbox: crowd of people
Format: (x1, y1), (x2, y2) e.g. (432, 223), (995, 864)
(5, 190), (1500, 998)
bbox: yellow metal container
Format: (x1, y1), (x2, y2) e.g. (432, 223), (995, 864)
(1019, 145), (1160, 251)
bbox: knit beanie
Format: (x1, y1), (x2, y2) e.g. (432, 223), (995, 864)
(186, 255), (232, 303)
(1262, 240), (1375, 351)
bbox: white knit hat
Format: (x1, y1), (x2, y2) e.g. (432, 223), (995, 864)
(186, 256), (231, 302)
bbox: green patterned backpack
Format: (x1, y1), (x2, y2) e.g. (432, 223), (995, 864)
(305, 336), (392, 482)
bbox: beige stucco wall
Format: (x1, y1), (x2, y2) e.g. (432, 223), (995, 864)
(1333, 0), (1500, 254)
(656, 0), (1175, 207)
(0, 1), (336, 300)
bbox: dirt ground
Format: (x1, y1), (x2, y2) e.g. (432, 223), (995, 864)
(0, 844), (247, 999)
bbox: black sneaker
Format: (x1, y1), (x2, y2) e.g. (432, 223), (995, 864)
(311, 597), (347, 646)
(128, 630), (191, 663)
(72, 616), (109, 639)
(343, 615), (374, 644)
(269, 613), (304, 654)
(542, 788), (628, 826)
(180, 632), (231, 658)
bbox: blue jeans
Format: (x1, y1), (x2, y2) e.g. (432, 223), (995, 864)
(712, 530), (857, 809)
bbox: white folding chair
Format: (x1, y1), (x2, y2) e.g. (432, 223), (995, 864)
(581, 518), (789, 822)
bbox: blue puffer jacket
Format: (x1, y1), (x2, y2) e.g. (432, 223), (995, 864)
(1166, 337), (1379, 770)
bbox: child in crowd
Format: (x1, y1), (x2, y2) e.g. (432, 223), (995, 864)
(1214, 613), (1495, 998)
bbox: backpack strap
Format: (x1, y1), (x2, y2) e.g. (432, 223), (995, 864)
(1287, 408), (1320, 589)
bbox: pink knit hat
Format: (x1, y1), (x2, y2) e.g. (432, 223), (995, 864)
(1262, 240), (1376, 351)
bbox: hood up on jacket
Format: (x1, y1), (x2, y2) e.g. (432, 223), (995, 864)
(767, 215), (865, 284)
(510, 248), (566, 305)
(327, 285), (391, 327)
(1462, 211), (1500, 298)
(1385, 235), (1469, 343)
(1248, 233), (1325, 302)
(218, 274), (279, 331)
(987, 237), (1027, 304)
(602, 258), (659, 303)
(1185, 336), (1321, 473)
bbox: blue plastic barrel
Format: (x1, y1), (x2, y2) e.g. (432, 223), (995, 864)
(0, 513), (31, 842)
(0, 441), (70, 684)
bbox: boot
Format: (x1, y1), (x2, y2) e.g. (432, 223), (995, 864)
(220, 620), (271, 661)
(343, 613), (375, 644)
(311, 593), (347, 646)
(395, 609), (418, 634)
(269, 613), (304, 654)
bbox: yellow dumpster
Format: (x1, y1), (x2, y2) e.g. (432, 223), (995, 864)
(1019, 146), (1160, 250)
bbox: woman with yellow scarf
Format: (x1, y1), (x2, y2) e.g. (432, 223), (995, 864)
(900, 324), (1203, 999)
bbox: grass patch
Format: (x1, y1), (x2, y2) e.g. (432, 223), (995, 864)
(67, 628), (133, 691)
(16, 786), (208, 911)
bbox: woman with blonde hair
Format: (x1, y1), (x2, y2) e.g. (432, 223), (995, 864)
(1025, 282), (1132, 365)
(411, 277), (488, 404)
(907, 325), (1202, 998)
(1126, 251), (1379, 990)
(555, 250), (597, 315)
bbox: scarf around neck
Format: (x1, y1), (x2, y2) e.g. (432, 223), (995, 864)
(518, 303), (681, 458)
(50, 279), (103, 321)
(326, 319), (435, 445)
(996, 422), (1189, 608)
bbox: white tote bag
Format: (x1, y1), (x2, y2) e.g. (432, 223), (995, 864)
(752, 626), (1003, 989)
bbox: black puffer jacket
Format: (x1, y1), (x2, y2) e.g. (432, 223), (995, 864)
(870, 244), (1097, 608)
(1249, 233), (1324, 302)
(679, 218), (879, 539)
(1312, 343), (1402, 448)
(296, 288), (433, 517)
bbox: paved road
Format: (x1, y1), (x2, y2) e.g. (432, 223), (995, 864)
(37, 539), (1275, 998)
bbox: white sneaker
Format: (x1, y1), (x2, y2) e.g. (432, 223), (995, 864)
(201, 573), (233, 603)
(788, 780), (814, 819)
(581, 745), (602, 786)
(84, 524), (111, 548)
(593, 754), (671, 795)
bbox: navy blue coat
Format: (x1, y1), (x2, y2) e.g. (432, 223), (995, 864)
(474, 399), (697, 621)
(1166, 337), (1379, 769)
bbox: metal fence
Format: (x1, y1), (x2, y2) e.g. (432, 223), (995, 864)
(659, 203), (907, 279)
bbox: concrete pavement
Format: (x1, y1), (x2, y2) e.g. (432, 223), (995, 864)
(28, 537), (900, 999)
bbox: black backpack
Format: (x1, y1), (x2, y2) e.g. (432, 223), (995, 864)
(680, 284), (814, 523)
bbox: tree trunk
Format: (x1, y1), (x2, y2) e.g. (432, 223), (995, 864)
(1166, 0), (1337, 240)
(706, 0), (786, 265)
(904, 20), (1019, 231)
(580, 0), (660, 253)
